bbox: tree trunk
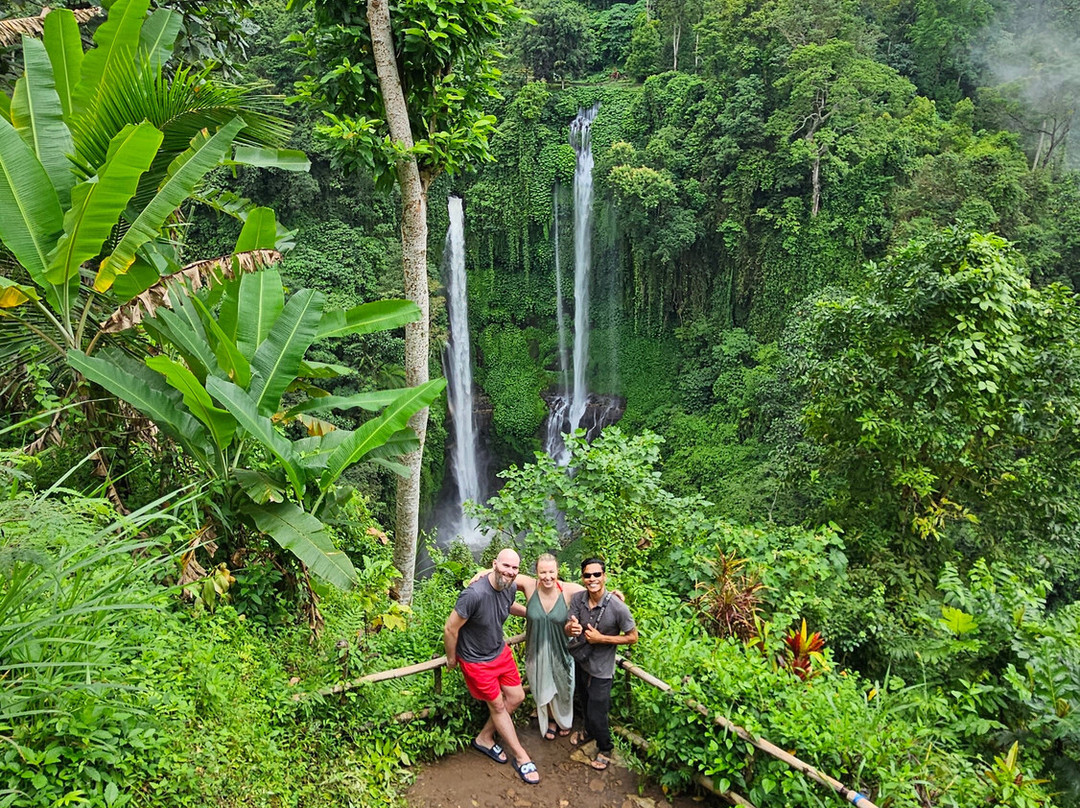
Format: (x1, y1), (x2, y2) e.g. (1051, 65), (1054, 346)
(367, 0), (431, 604)
(672, 23), (680, 72)
(1032, 123), (1046, 171)
(810, 146), (822, 217)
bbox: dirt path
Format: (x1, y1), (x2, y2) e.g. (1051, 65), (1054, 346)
(406, 729), (712, 808)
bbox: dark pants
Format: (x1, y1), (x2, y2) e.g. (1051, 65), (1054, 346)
(574, 662), (613, 754)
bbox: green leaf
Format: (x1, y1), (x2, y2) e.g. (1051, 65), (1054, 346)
(146, 355), (237, 453)
(285, 390), (402, 417)
(250, 288), (324, 416)
(142, 294), (218, 382)
(110, 252), (172, 303)
(371, 458), (412, 477)
(365, 428), (422, 478)
(295, 429), (353, 472)
(321, 379), (446, 489)
(94, 116), (245, 292)
(232, 146), (311, 172)
(68, 348), (211, 462)
(234, 207), (279, 252)
(189, 292), (252, 388)
(11, 36), (75, 208)
(138, 8), (182, 72)
(316, 299), (420, 340)
(205, 377), (305, 499)
(235, 266), (285, 358)
(0, 116), (64, 291)
(0, 90), (10, 122)
(45, 122), (163, 286)
(297, 359), (355, 379)
(941, 605), (978, 635)
(72, 0), (151, 117)
(234, 468), (285, 504)
(363, 427), (420, 462)
(241, 500), (356, 590)
(43, 9), (84, 119)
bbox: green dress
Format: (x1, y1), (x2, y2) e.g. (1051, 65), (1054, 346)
(525, 587), (575, 734)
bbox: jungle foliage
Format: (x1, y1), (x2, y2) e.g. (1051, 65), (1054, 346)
(3, 0), (1080, 804)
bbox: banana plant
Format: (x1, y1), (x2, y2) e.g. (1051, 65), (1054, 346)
(0, 0), (305, 402)
(69, 265), (446, 589)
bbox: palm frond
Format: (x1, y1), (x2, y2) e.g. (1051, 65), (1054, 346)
(71, 60), (291, 178)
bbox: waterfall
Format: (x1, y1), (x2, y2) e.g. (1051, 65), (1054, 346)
(568, 103), (599, 432)
(444, 196), (483, 544)
(553, 186), (569, 392)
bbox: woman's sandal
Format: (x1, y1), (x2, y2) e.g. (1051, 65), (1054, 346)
(557, 727), (572, 737)
(591, 753), (611, 771)
(569, 730), (589, 747)
(543, 727), (557, 741)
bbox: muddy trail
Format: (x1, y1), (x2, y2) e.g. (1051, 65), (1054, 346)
(406, 726), (715, 808)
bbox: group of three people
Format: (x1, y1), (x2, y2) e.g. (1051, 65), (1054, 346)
(443, 548), (638, 786)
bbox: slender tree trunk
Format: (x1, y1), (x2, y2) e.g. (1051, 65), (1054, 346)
(672, 23), (680, 71)
(368, 0), (431, 604)
(1032, 123), (1046, 171)
(810, 146), (822, 217)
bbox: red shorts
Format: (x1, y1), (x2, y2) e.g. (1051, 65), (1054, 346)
(459, 645), (521, 702)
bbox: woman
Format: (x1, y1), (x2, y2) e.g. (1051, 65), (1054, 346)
(513, 553), (584, 739)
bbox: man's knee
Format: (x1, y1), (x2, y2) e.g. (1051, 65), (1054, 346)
(503, 685), (525, 712)
(485, 694), (509, 715)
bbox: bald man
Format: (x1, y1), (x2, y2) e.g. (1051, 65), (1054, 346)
(444, 548), (539, 785)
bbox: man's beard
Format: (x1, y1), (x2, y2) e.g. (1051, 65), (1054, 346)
(491, 573), (513, 591)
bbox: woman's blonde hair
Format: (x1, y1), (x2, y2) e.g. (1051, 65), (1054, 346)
(535, 552), (558, 573)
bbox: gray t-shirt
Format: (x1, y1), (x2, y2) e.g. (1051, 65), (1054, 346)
(567, 590), (636, 679)
(453, 576), (517, 663)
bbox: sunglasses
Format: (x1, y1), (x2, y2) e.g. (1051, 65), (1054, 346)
(581, 571), (604, 579)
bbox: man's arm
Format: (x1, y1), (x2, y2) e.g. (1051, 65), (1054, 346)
(583, 624), (638, 645)
(509, 602), (527, 618)
(443, 610), (467, 669)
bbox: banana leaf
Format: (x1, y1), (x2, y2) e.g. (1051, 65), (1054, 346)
(250, 287), (324, 416)
(316, 299), (420, 340)
(240, 500), (356, 590)
(321, 379), (446, 490)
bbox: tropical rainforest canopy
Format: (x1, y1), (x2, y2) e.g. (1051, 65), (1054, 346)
(1, 0), (1079, 805)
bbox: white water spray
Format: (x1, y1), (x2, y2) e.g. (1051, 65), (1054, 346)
(568, 103), (599, 432)
(444, 196), (483, 544)
(553, 187), (569, 392)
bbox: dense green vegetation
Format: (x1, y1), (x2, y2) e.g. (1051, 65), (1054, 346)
(2, 0), (1080, 805)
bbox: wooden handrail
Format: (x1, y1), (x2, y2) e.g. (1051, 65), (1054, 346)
(616, 655), (880, 808)
(300, 635), (880, 808)
(313, 633), (526, 697)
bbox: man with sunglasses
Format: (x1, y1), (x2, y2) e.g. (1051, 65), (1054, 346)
(564, 557), (638, 771)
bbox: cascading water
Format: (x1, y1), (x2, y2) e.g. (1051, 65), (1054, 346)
(553, 186), (569, 392)
(568, 103), (599, 432)
(443, 196), (484, 545)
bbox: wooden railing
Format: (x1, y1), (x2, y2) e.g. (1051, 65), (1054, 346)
(306, 635), (880, 808)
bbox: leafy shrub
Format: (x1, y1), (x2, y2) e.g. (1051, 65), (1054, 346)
(623, 581), (1053, 808)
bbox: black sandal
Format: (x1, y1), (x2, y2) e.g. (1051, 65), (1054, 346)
(543, 726), (556, 741)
